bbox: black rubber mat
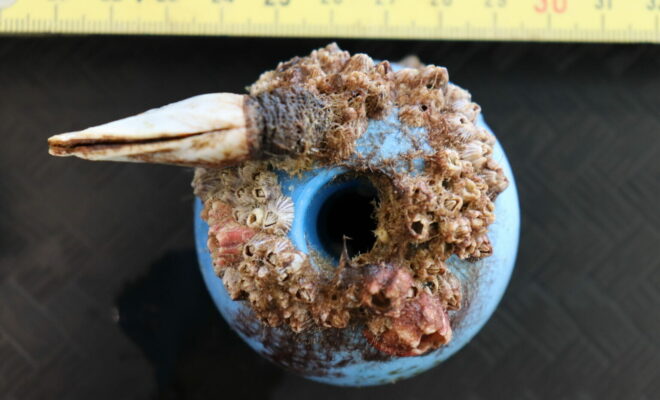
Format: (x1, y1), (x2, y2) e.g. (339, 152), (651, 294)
(0, 37), (658, 399)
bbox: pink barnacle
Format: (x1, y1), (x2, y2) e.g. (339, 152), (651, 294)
(364, 292), (452, 357)
(215, 227), (256, 250)
(207, 200), (256, 269)
(360, 263), (414, 317)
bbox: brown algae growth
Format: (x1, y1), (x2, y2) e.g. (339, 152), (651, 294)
(193, 44), (508, 357)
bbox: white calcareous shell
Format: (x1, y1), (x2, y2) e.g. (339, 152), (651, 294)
(48, 93), (251, 167)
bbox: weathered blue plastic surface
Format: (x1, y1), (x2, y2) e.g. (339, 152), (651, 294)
(277, 106), (433, 267)
(194, 109), (520, 386)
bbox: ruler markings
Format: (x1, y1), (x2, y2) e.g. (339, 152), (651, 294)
(0, 0), (657, 43)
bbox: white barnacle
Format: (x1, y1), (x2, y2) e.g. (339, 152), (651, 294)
(286, 253), (305, 274)
(253, 171), (278, 190)
(445, 83), (471, 104)
(343, 53), (375, 73)
(263, 195), (294, 234)
(257, 266), (269, 279)
(452, 100), (481, 122)
(232, 207), (251, 225)
(252, 186), (270, 203)
(441, 193), (463, 216)
(444, 112), (480, 142)
(409, 213), (434, 241)
(234, 186), (254, 206)
(246, 208), (265, 228)
(238, 162), (262, 183)
(443, 149), (463, 177)
(461, 141), (488, 169)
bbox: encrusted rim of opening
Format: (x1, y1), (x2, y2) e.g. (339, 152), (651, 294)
(193, 43), (508, 357)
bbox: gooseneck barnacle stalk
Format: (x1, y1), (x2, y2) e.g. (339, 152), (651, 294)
(49, 44), (520, 384)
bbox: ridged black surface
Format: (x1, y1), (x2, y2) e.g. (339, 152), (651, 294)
(0, 37), (658, 399)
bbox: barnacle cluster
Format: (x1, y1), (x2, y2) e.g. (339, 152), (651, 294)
(195, 163), (317, 332)
(193, 44), (508, 356)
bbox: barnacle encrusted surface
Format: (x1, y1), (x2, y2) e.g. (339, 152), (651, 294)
(193, 44), (508, 356)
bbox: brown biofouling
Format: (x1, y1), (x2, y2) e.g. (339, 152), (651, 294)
(49, 43), (507, 357)
(192, 44), (509, 357)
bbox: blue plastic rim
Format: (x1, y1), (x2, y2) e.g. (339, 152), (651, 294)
(278, 169), (380, 266)
(194, 63), (519, 387)
(193, 114), (520, 386)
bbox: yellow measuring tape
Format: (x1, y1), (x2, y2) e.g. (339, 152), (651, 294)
(0, 0), (659, 43)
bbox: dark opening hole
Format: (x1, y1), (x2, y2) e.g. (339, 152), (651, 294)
(420, 104), (428, 111)
(316, 179), (378, 260)
(371, 292), (391, 309)
(419, 332), (442, 350)
(244, 245), (254, 257)
(411, 221), (424, 235)
(430, 222), (439, 235)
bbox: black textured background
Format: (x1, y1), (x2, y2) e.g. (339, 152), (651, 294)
(0, 37), (659, 399)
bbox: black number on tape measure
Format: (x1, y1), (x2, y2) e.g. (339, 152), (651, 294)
(485, 0), (506, 7)
(594, 0), (612, 9)
(265, 0), (290, 5)
(430, 0), (452, 6)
